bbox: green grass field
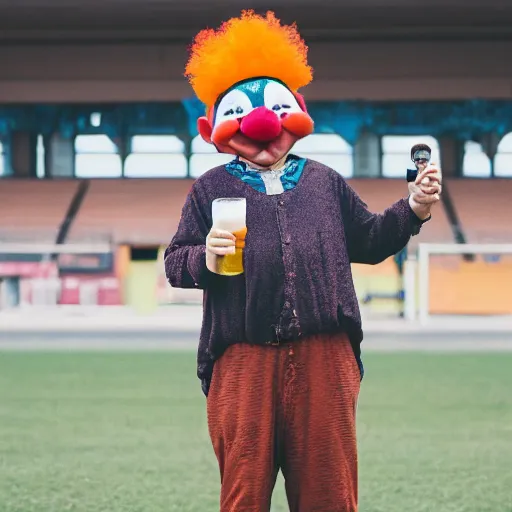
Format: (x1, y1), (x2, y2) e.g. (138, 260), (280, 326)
(1, 350), (511, 512)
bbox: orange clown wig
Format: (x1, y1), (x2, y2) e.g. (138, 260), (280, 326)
(185, 10), (313, 109)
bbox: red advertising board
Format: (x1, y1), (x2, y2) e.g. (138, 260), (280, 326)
(0, 261), (58, 278)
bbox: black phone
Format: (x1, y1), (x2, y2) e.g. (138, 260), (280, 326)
(406, 168), (418, 183)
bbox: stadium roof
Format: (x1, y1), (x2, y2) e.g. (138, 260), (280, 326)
(0, 0), (511, 42)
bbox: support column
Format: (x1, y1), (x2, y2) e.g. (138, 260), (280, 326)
(180, 133), (192, 178)
(438, 135), (464, 178)
(9, 131), (37, 178)
(353, 131), (381, 177)
(112, 135), (129, 177)
(47, 134), (74, 178)
(478, 132), (500, 176)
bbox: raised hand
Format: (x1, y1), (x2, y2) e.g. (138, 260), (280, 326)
(408, 164), (442, 220)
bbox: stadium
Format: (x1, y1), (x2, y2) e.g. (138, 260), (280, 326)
(0, 1), (511, 511)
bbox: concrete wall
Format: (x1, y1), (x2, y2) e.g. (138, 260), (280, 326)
(1, 40), (512, 103)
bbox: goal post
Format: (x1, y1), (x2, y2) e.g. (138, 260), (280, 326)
(412, 242), (512, 325)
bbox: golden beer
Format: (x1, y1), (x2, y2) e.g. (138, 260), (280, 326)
(212, 198), (247, 276)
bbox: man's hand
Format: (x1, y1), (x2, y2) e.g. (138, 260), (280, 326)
(206, 228), (236, 273)
(408, 164), (442, 220)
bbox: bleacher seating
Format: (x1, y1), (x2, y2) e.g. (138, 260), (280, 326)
(69, 179), (194, 245)
(447, 179), (512, 243)
(3, 177), (508, 248)
(0, 180), (78, 242)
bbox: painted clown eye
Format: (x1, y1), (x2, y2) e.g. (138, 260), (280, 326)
(264, 81), (302, 115)
(215, 89), (253, 126)
(272, 104), (292, 112)
(223, 106), (244, 116)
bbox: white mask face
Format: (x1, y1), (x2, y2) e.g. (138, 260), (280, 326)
(263, 81), (302, 115)
(214, 89), (254, 127)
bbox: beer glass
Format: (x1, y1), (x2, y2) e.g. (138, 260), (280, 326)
(212, 198), (247, 276)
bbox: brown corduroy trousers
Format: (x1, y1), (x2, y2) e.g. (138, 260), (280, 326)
(207, 332), (361, 512)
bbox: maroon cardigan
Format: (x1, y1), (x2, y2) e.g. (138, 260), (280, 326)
(165, 160), (426, 395)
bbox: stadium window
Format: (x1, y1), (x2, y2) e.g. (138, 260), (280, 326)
(74, 135), (122, 178)
(189, 136), (233, 178)
(293, 134), (353, 177)
(462, 141), (491, 178)
(124, 135), (187, 178)
(381, 135), (440, 178)
(36, 135), (45, 178)
(494, 133), (512, 177)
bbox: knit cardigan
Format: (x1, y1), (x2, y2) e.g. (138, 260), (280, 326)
(165, 159), (426, 395)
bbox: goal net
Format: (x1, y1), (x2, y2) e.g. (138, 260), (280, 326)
(405, 243), (512, 325)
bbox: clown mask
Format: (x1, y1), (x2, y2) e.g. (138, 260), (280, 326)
(198, 77), (313, 167)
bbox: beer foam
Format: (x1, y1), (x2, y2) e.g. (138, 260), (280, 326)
(212, 198), (247, 233)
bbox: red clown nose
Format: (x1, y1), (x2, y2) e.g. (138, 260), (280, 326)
(240, 107), (281, 142)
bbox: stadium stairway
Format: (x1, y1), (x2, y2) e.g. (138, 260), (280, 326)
(54, 180), (90, 246)
(439, 181), (467, 245)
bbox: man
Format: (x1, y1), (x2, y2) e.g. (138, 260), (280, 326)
(165, 11), (442, 512)
(407, 143), (434, 183)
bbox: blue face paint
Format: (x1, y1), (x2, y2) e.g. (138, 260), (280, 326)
(213, 77), (291, 122)
(232, 78), (270, 108)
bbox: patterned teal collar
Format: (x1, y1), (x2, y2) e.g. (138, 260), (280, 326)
(225, 154), (307, 193)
